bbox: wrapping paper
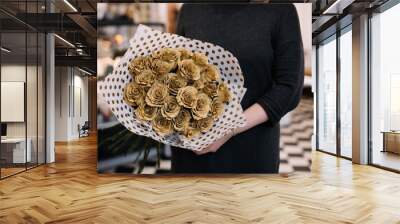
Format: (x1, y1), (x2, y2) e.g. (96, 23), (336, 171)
(98, 25), (247, 151)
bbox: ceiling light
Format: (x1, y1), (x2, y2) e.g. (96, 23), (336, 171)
(54, 34), (75, 48)
(63, 0), (78, 12)
(78, 67), (93, 76)
(1, 47), (11, 53)
(323, 0), (355, 15)
(76, 48), (85, 55)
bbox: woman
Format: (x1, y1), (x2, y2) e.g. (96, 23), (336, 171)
(171, 3), (304, 173)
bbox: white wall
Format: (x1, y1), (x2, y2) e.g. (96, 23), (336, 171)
(55, 66), (69, 141)
(1, 64), (46, 163)
(294, 3), (312, 76)
(1, 65), (36, 138)
(54, 67), (89, 141)
(72, 73), (89, 138)
(1, 65), (25, 135)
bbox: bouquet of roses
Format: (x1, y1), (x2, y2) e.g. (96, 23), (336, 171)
(98, 25), (246, 151)
(124, 47), (232, 139)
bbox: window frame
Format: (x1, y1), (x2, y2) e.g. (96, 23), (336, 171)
(315, 23), (353, 160)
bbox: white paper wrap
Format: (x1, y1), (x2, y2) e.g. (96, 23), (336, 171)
(98, 25), (247, 151)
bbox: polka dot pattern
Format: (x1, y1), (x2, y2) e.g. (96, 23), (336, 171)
(98, 25), (247, 151)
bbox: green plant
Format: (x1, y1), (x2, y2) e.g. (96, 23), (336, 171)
(98, 123), (163, 174)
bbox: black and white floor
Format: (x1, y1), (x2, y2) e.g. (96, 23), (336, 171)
(278, 98), (313, 173)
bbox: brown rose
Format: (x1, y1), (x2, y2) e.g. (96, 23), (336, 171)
(173, 109), (191, 131)
(123, 82), (145, 107)
(202, 64), (220, 82)
(211, 98), (224, 120)
(192, 116), (214, 132)
(156, 48), (181, 63)
(176, 86), (198, 109)
(135, 103), (158, 121)
(161, 96), (181, 120)
(145, 82), (169, 107)
(135, 69), (156, 87)
(192, 52), (208, 66)
(157, 73), (175, 84)
(217, 82), (231, 103)
(152, 59), (175, 75)
(193, 78), (205, 90)
(167, 74), (187, 95)
(152, 114), (173, 136)
(191, 93), (211, 120)
(177, 59), (201, 81)
(177, 48), (193, 60)
(203, 81), (219, 98)
(128, 56), (152, 76)
(183, 126), (201, 139)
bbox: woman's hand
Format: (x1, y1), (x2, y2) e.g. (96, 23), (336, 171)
(194, 131), (234, 155)
(194, 103), (269, 155)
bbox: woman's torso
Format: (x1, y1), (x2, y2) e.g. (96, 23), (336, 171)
(179, 4), (281, 110)
(171, 4), (294, 173)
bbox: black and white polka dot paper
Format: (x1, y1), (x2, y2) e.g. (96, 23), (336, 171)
(98, 25), (247, 151)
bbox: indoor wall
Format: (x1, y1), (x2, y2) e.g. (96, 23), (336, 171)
(0, 31), (46, 179)
(54, 67), (89, 141)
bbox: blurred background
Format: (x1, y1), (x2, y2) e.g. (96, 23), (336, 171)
(97, 3), (313, 174)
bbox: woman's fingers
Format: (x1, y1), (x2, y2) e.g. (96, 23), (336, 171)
(194, 137), (227, 155)
(193, 133), (233, 155)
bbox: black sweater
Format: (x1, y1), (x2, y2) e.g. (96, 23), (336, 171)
(171, 4), (304, 173)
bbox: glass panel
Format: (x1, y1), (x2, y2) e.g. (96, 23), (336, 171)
(339, 28), (352, 158)
(38, 32), (45, 165)
(27, 31), (38, 169)
(1, 30), (27, 177)
(371, 4), (400, 171)
(317, 36), (337, 154)
(74, 85), (82, 137)
(26, 0), (39, 169)
(0, 0), (46, 178)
